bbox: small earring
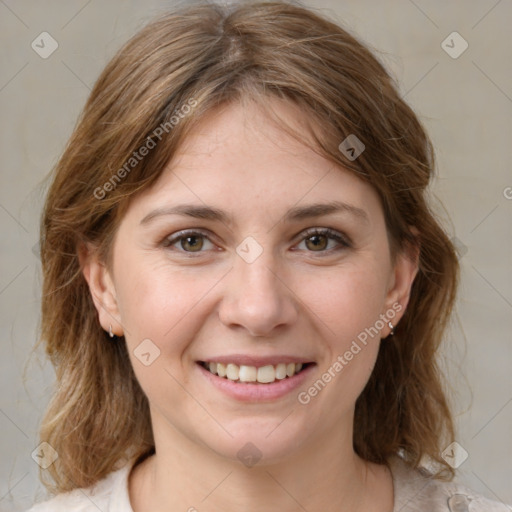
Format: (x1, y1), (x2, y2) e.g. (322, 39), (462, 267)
(109, 324), (114, 338)
(388, 321), (395, 336)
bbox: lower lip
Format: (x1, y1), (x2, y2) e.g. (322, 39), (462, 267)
(196, 362), (316, 402)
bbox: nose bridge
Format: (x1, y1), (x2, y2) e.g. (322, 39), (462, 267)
(219, 243), (296, 336)
(235, 233), (281, 292)
(237, 250), (280, 299)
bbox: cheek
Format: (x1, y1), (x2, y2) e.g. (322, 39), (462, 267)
(294, 274), (384, 417)
(115, 261), (224, 406)
(298, 261), (388, 343)
(114, 255), (224, 354)
(297, 258), (390, 400)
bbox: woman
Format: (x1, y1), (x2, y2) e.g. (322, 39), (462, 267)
(28, 1), (510, 511)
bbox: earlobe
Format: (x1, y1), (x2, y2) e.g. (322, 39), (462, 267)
(78, 242), (124, 337)
(383, 228), (420, 335)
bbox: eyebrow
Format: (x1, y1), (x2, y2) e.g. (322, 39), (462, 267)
(139, 200), (370, 226)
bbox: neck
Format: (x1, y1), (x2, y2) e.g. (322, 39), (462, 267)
(129, 410), (393, 512)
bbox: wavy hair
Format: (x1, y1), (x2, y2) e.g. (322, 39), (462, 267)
(36, 0), (459, 493)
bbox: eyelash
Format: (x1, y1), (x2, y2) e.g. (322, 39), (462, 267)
(162, 227), (351, 256)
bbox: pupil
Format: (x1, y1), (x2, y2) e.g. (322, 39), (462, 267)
(307, 234), (327, 251)
(183, 236), (203, 251)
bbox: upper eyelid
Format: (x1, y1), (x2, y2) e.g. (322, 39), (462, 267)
(165, 228), (215, 240)
(299, 227), (350, 242)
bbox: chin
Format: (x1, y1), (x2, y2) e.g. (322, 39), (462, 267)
(201, 417), (314, 467)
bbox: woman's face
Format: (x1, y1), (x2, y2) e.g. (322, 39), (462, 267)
(85, 99), (417, 465)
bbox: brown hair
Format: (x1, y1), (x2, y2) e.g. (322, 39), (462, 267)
(36, 0), (459, 494)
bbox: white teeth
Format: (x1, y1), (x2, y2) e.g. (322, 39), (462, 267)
(257, 365), (275, 383)
(216, 362), (227, 377)
(202, 361), (307, 383)
(275, 363), (287, 380)
(239, 365), (257, 382)
(226, 363), (239, 380)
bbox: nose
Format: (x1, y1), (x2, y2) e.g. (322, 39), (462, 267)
(218, 251), (298, 337)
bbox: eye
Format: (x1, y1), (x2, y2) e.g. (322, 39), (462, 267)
(163, 230), (216, 253)
(161, 227), (350, 256)
(295, 228), (350, 253)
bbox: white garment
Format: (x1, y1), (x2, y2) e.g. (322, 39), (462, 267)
(27, 454), (511, 511)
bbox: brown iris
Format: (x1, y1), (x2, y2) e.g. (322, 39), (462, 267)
(181, 235), (204, 252)
(305, 234), (328, 251)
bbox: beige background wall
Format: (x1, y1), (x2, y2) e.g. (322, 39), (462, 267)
(1, 0), (511, 510)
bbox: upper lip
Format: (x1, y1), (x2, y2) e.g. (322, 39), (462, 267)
(198, 355), (315, 367)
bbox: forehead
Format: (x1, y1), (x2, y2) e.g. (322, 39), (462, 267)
(123, 99), (383, 227)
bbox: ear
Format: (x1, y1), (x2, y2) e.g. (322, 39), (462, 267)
(381, 227), (420, 337)
(78, 242), (124, 337)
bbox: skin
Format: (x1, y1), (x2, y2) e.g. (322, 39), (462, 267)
(81, 98), (419, 512)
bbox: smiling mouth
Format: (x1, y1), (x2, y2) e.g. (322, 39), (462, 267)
(198, 361), (313, 384)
